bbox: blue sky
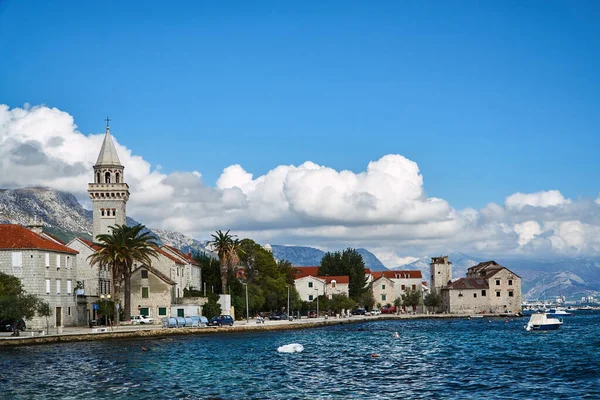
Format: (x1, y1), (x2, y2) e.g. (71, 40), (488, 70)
(1, 1), (600, 264)
(1, 0), (598, 209)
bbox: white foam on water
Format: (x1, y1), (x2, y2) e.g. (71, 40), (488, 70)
(277, 343), (304, 353)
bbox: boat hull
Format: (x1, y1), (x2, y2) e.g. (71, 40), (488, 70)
(529, 323), (562, 331)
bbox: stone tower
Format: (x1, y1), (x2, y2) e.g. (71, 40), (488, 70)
(430, 256), (452, 294)
(88, 120), (129, 242)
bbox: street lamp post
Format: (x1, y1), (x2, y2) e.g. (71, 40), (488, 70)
(315, 288), (319, 319)
(244, 283), (249, 323)
(286, 285), (290, 321)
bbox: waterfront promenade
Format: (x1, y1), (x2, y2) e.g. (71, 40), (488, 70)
(0, 313), (471, 347)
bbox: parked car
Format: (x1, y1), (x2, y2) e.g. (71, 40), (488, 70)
(89, 317), (107, 328)
(131, 315), (154, 324)
(371, 309), (382, 315)
(381, 306), (397, 314)
(0, 319), (26, 332)
(307, 311), (317, 318)
(269, 313), (288, 321)
(350, 308), (366, 315)
(207, 315), (234, 327)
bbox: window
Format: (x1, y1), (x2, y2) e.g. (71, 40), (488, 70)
(308, 282), (313, 288)
(105, 171), (111, 183)
(140, 307), (149, 316)
(473, 293), (477, 298)
(141, 269), (148, 279)
(45, 279), (51, 294)
(56, 279), (61, 294)
(331, 281), (336, 288)
(458, 291), (463, 297)
(142, 287), (149, 299)
(45, 253), (50, 267)
(158, 307), (167, 316)
(412, 284), (416, 290)
(66, 257), (71, 269)
(401, 285), (406, 290)
(67, 280), (72, 295)
(508, 279), (513, 286)
(481, 290), (486, 297)
(177, 288), (180, 298)
(12, 252), (22, 267)
(496, 291), (501, 297)
(495, 279), (500, 285)
(382, 284), (386, 290)
(56, 255), (61, 269)
(308, 295), (313, 301)
(382, 294), (387, 301)
(67, 307), (71, 316)
(508, 291), (514, 297)
(177, 268), (179, 277)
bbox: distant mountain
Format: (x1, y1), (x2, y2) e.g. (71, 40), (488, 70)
(394, 252), (600, 301)
(271, 245), (388, 271)
(0, 187), (210, 254)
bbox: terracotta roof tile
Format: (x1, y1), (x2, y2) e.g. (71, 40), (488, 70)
(0, 224), (78, 254)
(294, 266), (320, 278)
(163, 244), (200, 265)
(372, 270), (422, 280)
(79, 238), (101, 251)
(155, 246), (185, 264)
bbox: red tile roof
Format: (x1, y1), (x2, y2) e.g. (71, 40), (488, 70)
(0, 224), (78, 254)
(372, 270), (422, 280)
(467, 261), (521, 279)
(78, 237), (101, 251)
(163, 244), (200, 265)
(155, 246), (185, 264)
(41, 232), (66, 245)
(295, 266), (320, 278)
(323, 276), (349, 284)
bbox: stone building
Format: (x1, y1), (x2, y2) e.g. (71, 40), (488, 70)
(0, 224), (78, 330)
(431, 257), (522, 314)
(88, 122), (129, 242)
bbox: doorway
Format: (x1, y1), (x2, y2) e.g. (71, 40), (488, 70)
(55, 307), (62, 327)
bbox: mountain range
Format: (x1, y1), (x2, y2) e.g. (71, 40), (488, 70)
(2, 187), (599, 301)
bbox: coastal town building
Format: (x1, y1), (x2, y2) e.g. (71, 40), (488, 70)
(370, 270), (424, 311)
(294, 266), (350, 300)
(431, 257), (522, 314)
(0, 223), (79, 330)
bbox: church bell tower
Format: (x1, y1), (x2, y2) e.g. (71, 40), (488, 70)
(88, 118), (129, 242)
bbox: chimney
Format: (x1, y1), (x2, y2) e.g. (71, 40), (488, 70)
(27, 213), (44, 235)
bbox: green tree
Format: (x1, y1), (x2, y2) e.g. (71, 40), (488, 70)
(326, 294), (356, 314)
(319, 248), (368, 300)
(355, 287), (375, 309)
(208, 230), (241, 293)
(401, 288), (423, 312)
(37, 301), (52, 334)
(88, 224), (159, 321)
(202, 292), (222, 319)
(393, 297), (402, 314)
(0, 272), (40, 336)
(424, 292), (442, 313)
(192, 251), (221, 295)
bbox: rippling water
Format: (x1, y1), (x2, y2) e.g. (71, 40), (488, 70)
(2, 312), (600, 399)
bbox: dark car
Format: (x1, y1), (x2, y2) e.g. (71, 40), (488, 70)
(207, 315), (234, 327)
(351, 308), (366, 315)
(0, 319), (26, 332)
(269, 313), (288, 321)
(89, 317), (107, 328)
(307, 311), (317, 318)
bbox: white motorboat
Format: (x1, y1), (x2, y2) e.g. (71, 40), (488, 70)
(524, 313), (563, 331)
(548, 308), (572, 317)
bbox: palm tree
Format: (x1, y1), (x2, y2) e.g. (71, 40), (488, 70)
(88, 224), (159, 321)
(208, 230), (241, 294)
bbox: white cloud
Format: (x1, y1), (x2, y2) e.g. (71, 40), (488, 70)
(2, 104), (600, 267)
(505, 190), (571, 210)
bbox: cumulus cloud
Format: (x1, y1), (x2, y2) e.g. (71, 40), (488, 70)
(2, 104), (600, 266)
(505, 190), (571, 210)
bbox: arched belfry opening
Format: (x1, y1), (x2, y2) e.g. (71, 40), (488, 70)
(96, 172), (101, 183)
(115, 172), (120, 183)
(105, 171), (111, 183)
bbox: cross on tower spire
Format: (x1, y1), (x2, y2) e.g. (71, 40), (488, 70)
(105, 116), (111, 129)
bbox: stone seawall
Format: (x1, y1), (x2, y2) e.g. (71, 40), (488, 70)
(0, 313), (510, 348)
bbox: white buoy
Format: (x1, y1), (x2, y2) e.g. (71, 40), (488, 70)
(277, 343), (304, 353)
(393, 332), (399, 339)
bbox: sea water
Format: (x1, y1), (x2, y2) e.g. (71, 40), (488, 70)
(1, 312), (599, 399)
